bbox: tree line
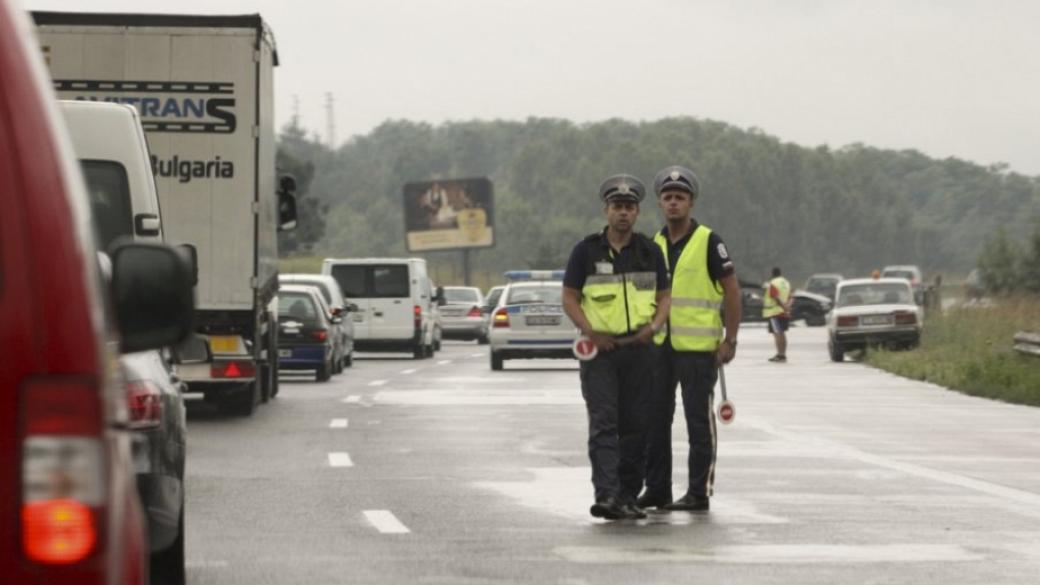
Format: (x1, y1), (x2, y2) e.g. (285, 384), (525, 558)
(278, 117), (1040, 286)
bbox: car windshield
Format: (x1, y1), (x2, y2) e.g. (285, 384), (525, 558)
(278, 293), (319, 323)
(485, 288), (504, 307)
(444, 288), (480, 303)
(807, 278), (839, 295)
(837, 283), (913, 307)
(883, 270), (916, 281)
(506, 285), (562, 305)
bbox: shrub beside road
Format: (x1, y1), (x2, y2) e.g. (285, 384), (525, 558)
(867, 297), (1040, 406)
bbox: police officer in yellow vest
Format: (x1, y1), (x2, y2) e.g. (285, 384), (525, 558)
(562, 174), (671, 521)
(763, 267), (792, 362)
(637, 165), (742, 512)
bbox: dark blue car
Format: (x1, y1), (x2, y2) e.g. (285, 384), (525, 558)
(278, 285), (337, 382)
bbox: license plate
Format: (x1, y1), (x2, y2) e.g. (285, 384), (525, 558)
(862, 315), (893, 325)
(278, 349), (292, 358)
(282, 327), (300, 335)
(526, 316), (560, 326)
(210, 335), (239, 353)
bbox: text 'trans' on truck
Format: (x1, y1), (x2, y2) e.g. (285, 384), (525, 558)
(34, 12), (298, 415)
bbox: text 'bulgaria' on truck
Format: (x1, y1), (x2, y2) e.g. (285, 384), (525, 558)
(34, 12), (298, 416)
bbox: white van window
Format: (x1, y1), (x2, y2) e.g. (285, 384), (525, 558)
(330, 264), (410, 298)
(81, 160), (132, 251)
(372, 265), (409, 297)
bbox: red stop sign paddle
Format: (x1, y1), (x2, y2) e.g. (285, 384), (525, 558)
(573, 337), (598, 361)
(718, 400), (736, 424)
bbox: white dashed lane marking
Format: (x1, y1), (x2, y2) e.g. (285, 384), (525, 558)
(328, 452), (353, 467)
(329, 419), (348, 429)
(437, 360), (452, 365)
(342, 395), (361, 403)
(368, 379), (387, 386)
(363, 510), (410, 534)
(400, 369), (417, 374)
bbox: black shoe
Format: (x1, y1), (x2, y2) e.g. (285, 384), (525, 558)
(590, 497), (626, 520)
(635, 492), (672, 509)
(621, 502), (647, 520)
(664, 494), (710, 511)
(768, 354), (787, 363)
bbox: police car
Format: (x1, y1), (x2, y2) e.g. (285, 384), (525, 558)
(488, 271), (580, 370)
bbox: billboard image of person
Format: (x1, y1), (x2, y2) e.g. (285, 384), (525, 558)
(403, 178), (494, 252)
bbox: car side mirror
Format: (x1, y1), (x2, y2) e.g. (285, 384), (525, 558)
(110, 242), (195, 353)
(435, 286), (446, 306)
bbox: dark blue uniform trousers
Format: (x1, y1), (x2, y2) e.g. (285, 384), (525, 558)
(579, 343), (654, 503)
(644, 347), (718, 499)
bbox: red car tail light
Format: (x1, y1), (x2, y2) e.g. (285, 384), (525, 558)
(493, 308), (510, 328)
(19, 378), (104, 565)
(414, 305), (422, 331)
(894, 312), (917, 325)
(127, 380), (162, 430)
(837, 315), (859, 327)
(211, 360), (257, 379)
(467, 306), (482, 318)
(312, 329), (329, 342)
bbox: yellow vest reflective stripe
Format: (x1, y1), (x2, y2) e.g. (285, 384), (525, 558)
(580, 251), (659, 335)
(653, 226), (724, 351)
(762, 276), (791, 318)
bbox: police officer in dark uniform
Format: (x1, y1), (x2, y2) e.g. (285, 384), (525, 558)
(637, 165), (741, 512)
(562, 174), (671, 521)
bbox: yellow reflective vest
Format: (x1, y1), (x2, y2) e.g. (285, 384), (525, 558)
(762, 276), (791, 318)
(653, 226), (724, 351)
(578, 232), (660, 336)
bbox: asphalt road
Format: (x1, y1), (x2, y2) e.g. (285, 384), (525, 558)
(182, 324), (1040, 584)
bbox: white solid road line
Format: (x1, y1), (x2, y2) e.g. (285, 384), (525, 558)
(368, 379), (387, 386)
(470, 352), (484, 358)
(342, 395), (361, 403)
(329, 419), (348, 429)
(437, 360), (451, 365)
(363, 510), (410, 534)
(400, 368), (417, 374)
(328, 452), (353, 467)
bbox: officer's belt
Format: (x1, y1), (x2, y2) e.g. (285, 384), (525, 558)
(670, 297), (723, 310)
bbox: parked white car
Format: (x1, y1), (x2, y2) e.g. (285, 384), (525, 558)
(827, 278), (922, 362)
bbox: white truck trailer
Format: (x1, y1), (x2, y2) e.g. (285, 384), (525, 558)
(35, 12), (297, 415)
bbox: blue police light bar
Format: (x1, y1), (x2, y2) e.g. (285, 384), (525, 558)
(504, 270), (565, 281)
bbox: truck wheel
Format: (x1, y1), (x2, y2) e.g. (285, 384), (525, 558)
(829, 338), (844, 362)
(316, 360), (332, 382)
(150, 502), (185, 585)
(413, 344), (425, 359)
(490, 351), (504, 371)
(342, 351), (353, 368)
(477, 334), (489, 345)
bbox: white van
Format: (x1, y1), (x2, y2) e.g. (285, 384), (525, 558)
(322, 258), (442, 359)
(60, 100), (163, 249)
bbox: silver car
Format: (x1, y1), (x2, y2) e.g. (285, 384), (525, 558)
(438, 286), (486, 341)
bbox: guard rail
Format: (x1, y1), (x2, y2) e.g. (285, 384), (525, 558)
(1013, 331), (1040, 358)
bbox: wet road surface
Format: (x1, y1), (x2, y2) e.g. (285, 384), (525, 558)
(183, 324), (1040, 584)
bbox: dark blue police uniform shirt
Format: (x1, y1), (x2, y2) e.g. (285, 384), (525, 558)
(563, 228), (670, 291)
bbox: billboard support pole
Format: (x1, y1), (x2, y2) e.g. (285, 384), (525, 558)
(462, 249), (471, 286)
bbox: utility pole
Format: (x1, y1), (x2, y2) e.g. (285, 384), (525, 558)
(325, 92), (335, 149)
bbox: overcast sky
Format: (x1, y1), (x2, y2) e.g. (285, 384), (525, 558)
(23, 0), (1040, 175)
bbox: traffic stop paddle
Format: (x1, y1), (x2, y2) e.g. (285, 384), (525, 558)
(717, 365), (735, 424)
(572, 334), (642, 361)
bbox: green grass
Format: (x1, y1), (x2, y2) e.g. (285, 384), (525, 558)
(866, 297), (1040, 406)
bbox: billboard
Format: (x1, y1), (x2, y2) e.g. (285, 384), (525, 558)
(403, 178), (494, 252)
